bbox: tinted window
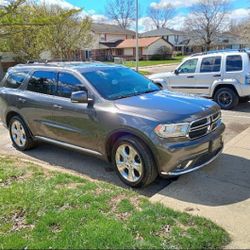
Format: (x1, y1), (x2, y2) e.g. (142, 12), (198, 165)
(82, 67), (159, 100)
(178, 59), (198, 74)
(200, 56), (221, 73)
(57, 73), (85, 98)
(27, 71), (57, 95)
(4, 71), (28, 89)
(226, 55), (242, 72)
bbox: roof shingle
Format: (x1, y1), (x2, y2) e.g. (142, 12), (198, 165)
(116, 37), (163, 48)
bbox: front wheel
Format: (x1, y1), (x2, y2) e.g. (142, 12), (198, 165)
(214, 87), (239, 110)
(111, 135), (158, 188)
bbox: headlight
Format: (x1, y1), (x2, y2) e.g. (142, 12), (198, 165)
(154, 123), (190, 138)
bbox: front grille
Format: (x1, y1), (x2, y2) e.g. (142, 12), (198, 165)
(188, 111), (221, 140)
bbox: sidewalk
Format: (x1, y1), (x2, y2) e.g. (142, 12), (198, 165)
(150, 127), (250, 249)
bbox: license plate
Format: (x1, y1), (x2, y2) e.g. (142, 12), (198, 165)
(210, 137), (223, 152)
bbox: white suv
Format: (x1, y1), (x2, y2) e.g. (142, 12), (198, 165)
(149, 50), (250, 109)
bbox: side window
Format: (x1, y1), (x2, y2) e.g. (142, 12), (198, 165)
(57, 73), (84, 98)
(200, 56), (221, 73)
(226, 55), (243, 72)
(4, 71), (28, 89)
(178, 59), (198, 74)
(27, 71), (57, 95)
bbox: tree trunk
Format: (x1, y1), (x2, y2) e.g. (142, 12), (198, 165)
(0, 61), (4, 81)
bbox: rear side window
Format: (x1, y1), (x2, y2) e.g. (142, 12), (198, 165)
(4, 71), (28, 89)
(57, 73), (85, 98)
(27, 71), (57, 95)
(226, 55), (243, 72)
(200, 56), (221, 73)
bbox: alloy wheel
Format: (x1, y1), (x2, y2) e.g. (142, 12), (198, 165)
(115, 144), (143, 183)
(11, 120), (27, 147)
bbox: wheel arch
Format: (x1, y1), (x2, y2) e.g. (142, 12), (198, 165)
(211, 83), (240, 98)
(5, 111), (34, 137)
(105, 129), (159, 171)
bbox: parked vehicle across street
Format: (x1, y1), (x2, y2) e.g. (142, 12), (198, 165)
(0, 62), (224, 187)
(149, 49), (250, 110)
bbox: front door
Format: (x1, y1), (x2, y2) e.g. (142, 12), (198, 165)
(168, 58), (198, 94)
(51, 72), (99, 151)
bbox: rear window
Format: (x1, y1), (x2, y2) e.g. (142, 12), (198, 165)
(226, 55), (243, 72)
(27, 71), (57, 95)
(200, 56), (221, 73)
(3, 71), (28, 89)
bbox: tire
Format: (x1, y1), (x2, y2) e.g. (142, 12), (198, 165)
(9, 116), (36, 151)
(214, 87), (239, 110)
(111, 135), (158, 188)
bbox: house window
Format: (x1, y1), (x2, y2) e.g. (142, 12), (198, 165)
(117, 49), (123, 56)
(100, 33), (106, 41)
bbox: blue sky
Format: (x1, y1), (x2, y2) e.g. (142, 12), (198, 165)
(67, 0), (249, 16)
(45, 0), (250, 31)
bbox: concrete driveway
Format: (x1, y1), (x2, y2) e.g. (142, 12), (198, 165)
(150, 127), (250, 248)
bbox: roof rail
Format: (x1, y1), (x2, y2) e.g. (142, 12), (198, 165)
(190, 48), (250, 57)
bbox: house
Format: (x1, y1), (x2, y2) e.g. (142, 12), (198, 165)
(141, 28), (188, 53)
(90, 23), (136, 61)
(115, 37), (172, 60)
(141, 28), (250, 54)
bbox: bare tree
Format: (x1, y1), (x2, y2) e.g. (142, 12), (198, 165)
(185, 0), (230, 51)
(147, 4), (175, 29)
(229, 17), (250, 42)
(105, 0), (136, 29)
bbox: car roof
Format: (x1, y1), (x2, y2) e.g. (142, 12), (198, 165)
(11, 61), (126, 73)
(189, 50), (250, 60)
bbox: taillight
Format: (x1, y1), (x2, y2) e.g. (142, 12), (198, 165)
(245, 74), (250, 84)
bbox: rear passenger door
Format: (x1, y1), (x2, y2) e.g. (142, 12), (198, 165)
(21, 70), (57, 138)
(51, 72), (98, 151)
(195, 56), (222, 96)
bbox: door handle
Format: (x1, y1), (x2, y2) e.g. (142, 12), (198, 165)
(187, 76), (194, 78)
(18, 98), (26, 103)
(53, 104), (63, 110)
(213, 74), (221, 77)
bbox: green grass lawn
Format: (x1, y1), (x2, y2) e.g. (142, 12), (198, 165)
(0, 156), (230, 249)
(124, 56), (185, 68)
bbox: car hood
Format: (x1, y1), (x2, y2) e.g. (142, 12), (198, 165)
(148, 72), (174, 80)
(114, 90), (219, 122)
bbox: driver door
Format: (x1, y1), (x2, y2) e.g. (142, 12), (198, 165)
(168, 58), (199, 94)
(50, 72), (99, 151)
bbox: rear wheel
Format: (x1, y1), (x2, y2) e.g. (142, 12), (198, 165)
(214, 87), (239, 110)
(112, 135), (158, 187)
(9, 116), (36, 151)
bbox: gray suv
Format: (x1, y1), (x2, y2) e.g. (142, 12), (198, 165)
(0, 62), (225, 187)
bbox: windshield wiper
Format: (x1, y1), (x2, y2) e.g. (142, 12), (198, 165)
(112, 89), (159, 100)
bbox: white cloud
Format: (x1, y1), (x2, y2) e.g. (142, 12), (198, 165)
(150, 0), (200, 8)
(229, 8), (250, 21)
(39, 0), (79, 10)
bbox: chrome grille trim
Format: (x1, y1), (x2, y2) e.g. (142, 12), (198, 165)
(188, 111), (221, 140)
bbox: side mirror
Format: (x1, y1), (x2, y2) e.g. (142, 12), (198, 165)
(174, 69), (179, 75)
(71, 90), (92, 104)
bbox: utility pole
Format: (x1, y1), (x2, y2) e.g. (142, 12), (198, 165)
(135, 0), (139, 72)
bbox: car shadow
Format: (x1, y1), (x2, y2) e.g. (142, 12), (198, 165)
(230, 101), (250, 113)
(156, 153), (250, 206)
(20, 142), (173, 197)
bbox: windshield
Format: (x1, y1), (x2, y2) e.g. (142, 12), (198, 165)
(82, 67), (160, 100)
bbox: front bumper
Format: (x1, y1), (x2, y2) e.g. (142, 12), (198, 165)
(156, 123), (225, 176)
